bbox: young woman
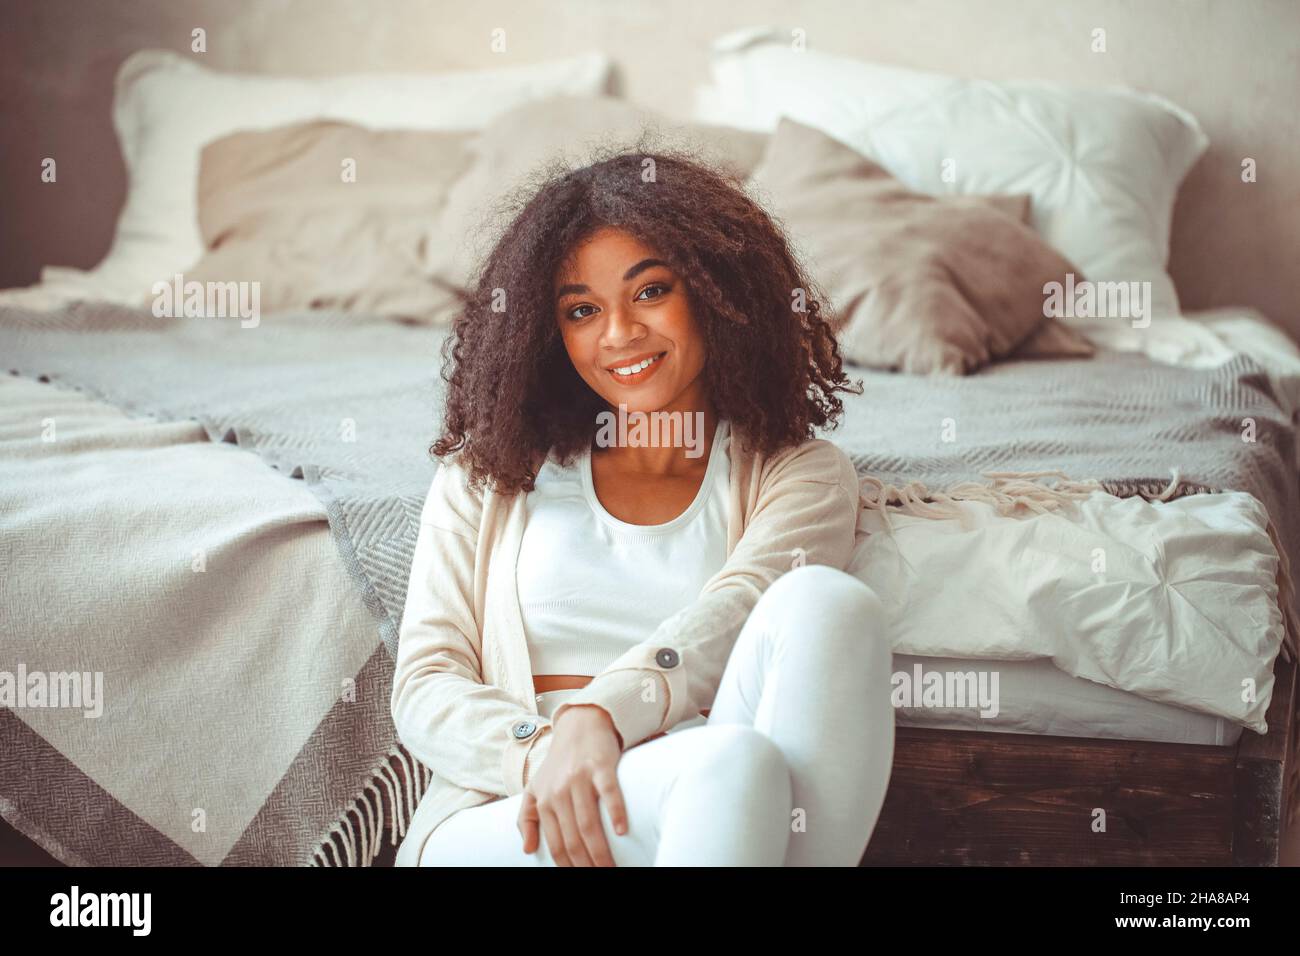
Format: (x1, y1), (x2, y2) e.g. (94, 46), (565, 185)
(390, 151), (895, 867)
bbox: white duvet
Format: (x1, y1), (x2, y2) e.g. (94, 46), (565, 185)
(848, 487), (1287, 734)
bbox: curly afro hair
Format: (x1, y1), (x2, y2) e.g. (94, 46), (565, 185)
(430, 147), (862, 496)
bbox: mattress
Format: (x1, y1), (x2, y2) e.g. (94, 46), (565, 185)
(891, 654), (1241, 747)
(539, 657), (1239, 746)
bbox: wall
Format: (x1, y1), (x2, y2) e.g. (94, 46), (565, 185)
(1, 0), (1297, 339)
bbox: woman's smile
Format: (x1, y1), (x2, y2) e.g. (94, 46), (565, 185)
(606, 350), (668, 385)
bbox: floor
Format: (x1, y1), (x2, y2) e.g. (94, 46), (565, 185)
(0, 816), (401, 866)
(0, 817), (61, 866)
(4, 807), (1296, 867)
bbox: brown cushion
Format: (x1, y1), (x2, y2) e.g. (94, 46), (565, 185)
(749, 117), (1094, 373)
(188, 120), (476, 323)
(427, 95), (770, 289)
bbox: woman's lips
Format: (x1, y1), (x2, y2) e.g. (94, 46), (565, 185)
(606, 351), (667, 386)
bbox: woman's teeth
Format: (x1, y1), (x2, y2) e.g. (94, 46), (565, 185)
(611, 353), (664, 376)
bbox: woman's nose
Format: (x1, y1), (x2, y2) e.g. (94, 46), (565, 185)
(601, 306), (643, 345)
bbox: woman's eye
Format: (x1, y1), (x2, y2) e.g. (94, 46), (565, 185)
(565, 284), (668, 319)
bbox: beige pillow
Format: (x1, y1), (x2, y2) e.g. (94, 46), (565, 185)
(427, 95), (770, 289)
(749, 117), (1094, 374)
(187, 120), (476, 323)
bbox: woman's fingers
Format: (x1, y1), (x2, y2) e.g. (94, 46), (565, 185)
(539, 802), (570, 867)
(571, 782), (616, 867)
(553, 793), (594, 867)
(593, 765), (630, 837)
(517, 791), (540, 854)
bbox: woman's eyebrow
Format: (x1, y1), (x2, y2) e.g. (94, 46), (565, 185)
(622, 258), (669, 281)
(555, 259), (668, 299)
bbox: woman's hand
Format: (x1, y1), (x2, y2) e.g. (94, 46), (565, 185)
(517, 704), (628, 866)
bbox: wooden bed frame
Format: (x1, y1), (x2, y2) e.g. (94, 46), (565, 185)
(360, 652), (1297, 867)
(859, 653), (1298, 866)
(8, 658), (1291, 868)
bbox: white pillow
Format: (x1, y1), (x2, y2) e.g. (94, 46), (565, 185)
(694, 28), (1208, 329)
(75, 49), (613, 302)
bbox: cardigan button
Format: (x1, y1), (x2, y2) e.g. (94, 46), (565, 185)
(655, 647), (680, 668)
(512, 719), (538, 740)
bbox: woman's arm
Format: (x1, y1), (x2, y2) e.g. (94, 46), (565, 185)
(390, 461), (553, 797)
(550, 438), (862, 751)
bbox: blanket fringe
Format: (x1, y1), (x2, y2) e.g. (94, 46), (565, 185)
(859, 468), (1107, 531)
(310, 743), (432, 867)
(858, 467), (1299, 665)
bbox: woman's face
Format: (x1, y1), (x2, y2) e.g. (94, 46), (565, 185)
(554, 226), (708, 418)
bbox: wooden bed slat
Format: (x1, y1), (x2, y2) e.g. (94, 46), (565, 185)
(861, 655), (1297, 866)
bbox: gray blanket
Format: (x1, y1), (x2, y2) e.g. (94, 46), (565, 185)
(5, 302), (1298, 656)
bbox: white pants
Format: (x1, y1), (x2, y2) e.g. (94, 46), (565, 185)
(417, 564), (895, 866)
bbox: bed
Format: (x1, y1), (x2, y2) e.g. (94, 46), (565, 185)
(3, 299), (1297, 865)
(4, 29), (1300, 868)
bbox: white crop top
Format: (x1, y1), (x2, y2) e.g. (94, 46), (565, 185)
(516, 419), (732, 677)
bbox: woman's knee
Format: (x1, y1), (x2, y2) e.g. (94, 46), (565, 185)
(676, 724), (791, 799)
(760, 564), (887, 637)
(765, 564), (883, 611)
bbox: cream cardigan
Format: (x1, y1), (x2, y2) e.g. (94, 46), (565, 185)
(390, 423), (864, 865)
